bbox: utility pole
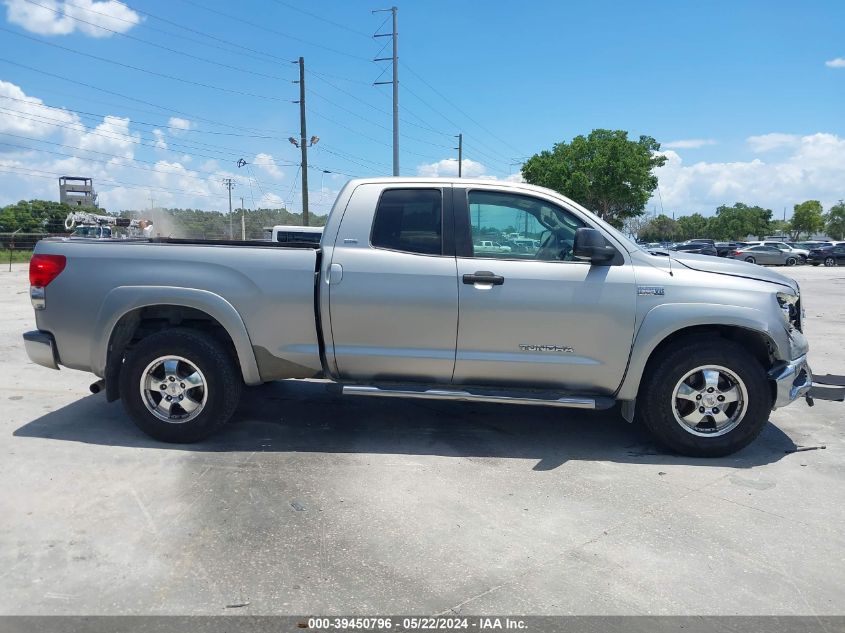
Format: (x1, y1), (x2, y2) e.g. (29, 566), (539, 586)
(293, 57), (310, 226)
(455, 133), (463, 177)
(240, 196), (246, 240)
(373, 6), (399, 176)
(223, 178), (234, 239)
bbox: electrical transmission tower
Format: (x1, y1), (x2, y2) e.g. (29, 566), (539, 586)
(373, 6), (399, 176)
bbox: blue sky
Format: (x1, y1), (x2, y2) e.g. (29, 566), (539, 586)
(0, 0), (843, 216)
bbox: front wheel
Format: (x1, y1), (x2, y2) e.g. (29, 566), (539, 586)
(786, 257), (797, 266)
(824, 256), (836, 267)
(119, 328), (242, 442)
(637, 338), (771, 457)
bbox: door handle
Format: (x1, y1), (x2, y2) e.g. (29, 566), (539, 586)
(462, 271), (504, 286)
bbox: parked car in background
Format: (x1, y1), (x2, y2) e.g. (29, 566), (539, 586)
(807, 243), (845, 267)
(744, 241), (809, 262)
(714, 241), (746, 257)
(795, 241), (833, 251)
(669, 241), (718, 256)
(474, 240), (512, 254)
(730, 244), (800, 266)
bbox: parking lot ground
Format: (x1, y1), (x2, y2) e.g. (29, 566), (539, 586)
(1, 263), (844, 615)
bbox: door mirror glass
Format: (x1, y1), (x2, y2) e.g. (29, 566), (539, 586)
(573, 227), (616, 264)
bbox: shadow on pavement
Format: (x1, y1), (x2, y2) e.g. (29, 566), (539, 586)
(13, 379), (798, 470)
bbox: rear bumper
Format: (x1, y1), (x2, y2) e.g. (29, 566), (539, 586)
(769, 354), (812, 409)
(23, 330), (59, 370)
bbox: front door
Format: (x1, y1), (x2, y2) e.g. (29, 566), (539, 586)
(327, 184), (459, 383)
(452, 187), (637, 394)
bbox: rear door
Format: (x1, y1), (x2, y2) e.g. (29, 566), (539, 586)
(452, 186), (637, 394)
(326, 184), (459, 383)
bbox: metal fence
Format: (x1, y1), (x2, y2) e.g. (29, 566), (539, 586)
(0, 232), (61, 271)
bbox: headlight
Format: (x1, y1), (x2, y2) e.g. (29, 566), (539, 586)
(776, 291), (800, 329)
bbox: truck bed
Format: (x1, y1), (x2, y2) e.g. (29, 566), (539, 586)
(31, 237), (324, 384)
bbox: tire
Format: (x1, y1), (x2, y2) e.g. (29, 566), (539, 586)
(744, 256), (756, 264)
(119, 328), (242, 443)
(786, 257), (797, 266)
(824, 257), (836, 267)
(636, 338), (771, 457)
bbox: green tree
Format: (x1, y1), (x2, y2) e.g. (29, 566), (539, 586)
(521, 129), (667, 228)
(824, 201), (845, 240)
(708, 203), (772, 240)
(675, 213), (710, 240)
(639, 214), (678, 242)
(0, 199), (80, 233)
(790, 200), (825, 240)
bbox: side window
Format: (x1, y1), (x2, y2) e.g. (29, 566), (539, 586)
(371, 189), (442, 255)
(467, 190), (585, 261)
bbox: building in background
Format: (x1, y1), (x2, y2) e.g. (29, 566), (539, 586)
(59, 176), (97, 208)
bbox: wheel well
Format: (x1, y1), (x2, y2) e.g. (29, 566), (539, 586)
(104, 305), (241, 401)
(644, 325), (775, 377)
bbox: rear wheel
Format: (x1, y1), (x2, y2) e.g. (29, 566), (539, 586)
(744, 256), (756, 264)
(786, 257), (797, 266)
(637, 338), (771, 457)
(119, 328), (242, 442)
(824, 256), (836, 267)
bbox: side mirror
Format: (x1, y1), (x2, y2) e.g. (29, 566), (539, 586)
(573, 227), (616, 264)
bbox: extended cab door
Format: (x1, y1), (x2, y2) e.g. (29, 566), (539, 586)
(326, 184), (459, 383)
(452, 187), (637, 394)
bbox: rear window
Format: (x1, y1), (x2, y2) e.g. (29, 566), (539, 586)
(371, 189), (443, 255)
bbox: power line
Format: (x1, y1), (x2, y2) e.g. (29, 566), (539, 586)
(401, 61), (524, 158)
(0, 104), (369, 180)
(0, 58), (286, 135)
(176, 0), (372, 62)
(0, 94), (295, 140)
(267, 0), (373, 38)
(1, 27), (292, 103)
(60, 0), (293, 66)
(20, 0), (296, 83)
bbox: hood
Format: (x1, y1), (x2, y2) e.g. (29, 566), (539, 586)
(670, 252), (797, 291)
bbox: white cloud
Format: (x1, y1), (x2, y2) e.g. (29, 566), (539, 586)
(746, 133), (801, 153)
(0, 79), (79, 138)
(3, 0), (140, 37)
(825, 58), (845, 68)
(416, 158), (487, 178)
(663, 139), (717, 149)
(416, 157), (523, 183)
(167, 117), (193, 134)
(253, 152), (284, 179)
(654, 132), (845, 213)
(152, 129), (167, 150)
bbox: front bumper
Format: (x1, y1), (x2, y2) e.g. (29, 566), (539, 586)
(23, 330), (59, 370)
(768, 354), (812, 409)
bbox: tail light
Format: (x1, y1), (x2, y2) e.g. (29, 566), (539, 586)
(733, 250), (741, 256)
(29, 254), (66, 287)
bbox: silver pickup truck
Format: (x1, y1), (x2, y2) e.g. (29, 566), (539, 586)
(23, 178), (814, 456)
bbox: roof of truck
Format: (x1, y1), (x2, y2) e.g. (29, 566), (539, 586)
(344, 177), (581, 207)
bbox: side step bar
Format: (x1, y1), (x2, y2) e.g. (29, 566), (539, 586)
(342, 385), (615, 410)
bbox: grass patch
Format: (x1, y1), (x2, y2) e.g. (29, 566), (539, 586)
(0, 249), (33, 263)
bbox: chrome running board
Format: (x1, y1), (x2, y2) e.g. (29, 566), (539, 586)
(341, 385), (614, 410)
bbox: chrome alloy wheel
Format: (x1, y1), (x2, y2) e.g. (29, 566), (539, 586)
(140, 355), (207, 423)
(671, 365), (748, 437)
